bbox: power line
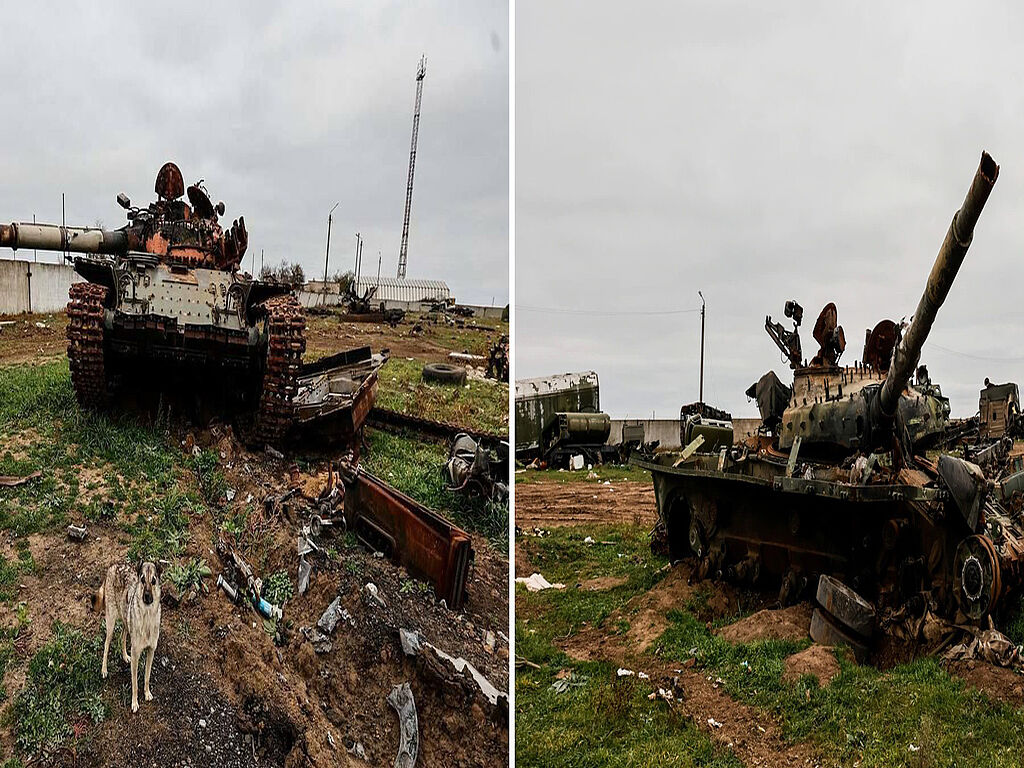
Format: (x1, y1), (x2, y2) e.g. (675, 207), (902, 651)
(928, 343), (1024, 363)
(517, 305), (700, 317)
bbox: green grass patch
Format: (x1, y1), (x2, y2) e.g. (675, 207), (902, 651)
(515, 465), (651, 485)
(376, 357), (507, 434)
(363, 429), (508, 551)
(516, 661), (742, 767)
(10, 623), (107, 759)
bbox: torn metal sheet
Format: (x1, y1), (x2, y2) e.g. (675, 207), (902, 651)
(398, 629), (508, 712)
(344, 467), (472, 610)
(387, 682), (419, 768)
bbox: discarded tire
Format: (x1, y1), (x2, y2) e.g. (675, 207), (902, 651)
(422, 363), (467, 386)
(815, 575), (875, 639)
(809, 607), (868, 662)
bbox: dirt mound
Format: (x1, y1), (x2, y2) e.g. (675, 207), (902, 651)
(946, 660), (1024, 706)
(783, 644), (841, 686)
(718, 603), (812, 645)
(514, 481), (656, 529)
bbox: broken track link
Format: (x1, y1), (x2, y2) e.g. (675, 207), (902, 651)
(66, 282), (111, 408)
(253, 294), (306, 445)
(368, 407), (506, 446)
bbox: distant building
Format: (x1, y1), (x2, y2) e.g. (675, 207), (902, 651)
(352, 277), (451, 304)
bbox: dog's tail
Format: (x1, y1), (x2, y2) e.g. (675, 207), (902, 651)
(92, 583), (105, 614)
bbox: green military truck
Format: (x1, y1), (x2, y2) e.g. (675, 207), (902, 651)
(514, 371), (613, 468)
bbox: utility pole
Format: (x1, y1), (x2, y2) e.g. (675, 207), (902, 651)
(377, 250), (382, 288)
(322, 202), (339, 305)
(260, 249), (264, 274)
(397, 55), (426, 280)
(698, 291), (706, 405)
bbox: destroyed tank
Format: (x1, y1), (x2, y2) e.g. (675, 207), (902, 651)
(634, 153), (1024, 635)
(0, 163), (382, 447)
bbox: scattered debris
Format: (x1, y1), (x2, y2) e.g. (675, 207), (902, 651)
(708, 718), (723, 729)
(0, 470), (42, 487)
(387, 682), (419, 768)
(442, 433), (509, 500)
(515, 573), (565, 592)
(66, 523), (88, 541)
(943, 618), (1023, 669)
(365, 582), (387, 608)
(398, 628), (508, 714)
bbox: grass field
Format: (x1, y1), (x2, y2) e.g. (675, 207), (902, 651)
(376, 356), (508, 434)
(516, 525), (1024, 768)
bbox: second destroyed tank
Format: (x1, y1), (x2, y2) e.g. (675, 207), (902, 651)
(635, 153), (1024, 649)
(0, 163), (384, 448)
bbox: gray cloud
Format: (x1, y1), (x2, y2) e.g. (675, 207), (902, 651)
(0, 0), (508, 305)
(516, 0), (1024, 418)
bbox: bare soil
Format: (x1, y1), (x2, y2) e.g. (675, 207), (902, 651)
(782, 644), (841, 686)
(513, 480), (656, 529)
(0, 313), (68, 365)
(945, 660), (1024, 706)
(718, 604), (813, 645)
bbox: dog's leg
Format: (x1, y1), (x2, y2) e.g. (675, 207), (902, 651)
(144, 646), (155, 701)
(101, 612), (114, 679)
(121, 622), (130, 664)
(130, 642), (141, 713)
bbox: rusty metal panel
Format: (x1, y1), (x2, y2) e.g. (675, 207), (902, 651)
(346, 469), (472, 610)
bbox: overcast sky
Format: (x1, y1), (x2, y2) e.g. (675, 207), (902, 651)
(516, 1), (1024, 418)
(0, 0), (508, 306)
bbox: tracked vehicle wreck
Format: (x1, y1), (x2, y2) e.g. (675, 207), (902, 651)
(635, 153), (1024, 642)
(0, 163), (382, 446)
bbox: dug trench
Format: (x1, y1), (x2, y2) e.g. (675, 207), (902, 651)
(0, 311), (510, 767)
(515, 470), (1024, 767)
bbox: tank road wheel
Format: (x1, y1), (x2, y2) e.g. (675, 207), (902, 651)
(954, 534), (1001, 621)
(66, 282), (110, 408)
(253, 294), (306, 446)
(815, 574), (876, 639)
(809, 607), (869, 662)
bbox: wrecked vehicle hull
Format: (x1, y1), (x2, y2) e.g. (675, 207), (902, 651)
(638, 152), (1024, 642)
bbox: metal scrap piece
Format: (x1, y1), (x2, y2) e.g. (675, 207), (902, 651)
(300, 625), (333, 654)
(297, 555), (312, 595)
(387, 682), (419, 768)
(317, 596), (344, 635)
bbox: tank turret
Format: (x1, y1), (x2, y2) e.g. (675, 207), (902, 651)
(0, 162), (248, 271)
(763, 152), (998, 454)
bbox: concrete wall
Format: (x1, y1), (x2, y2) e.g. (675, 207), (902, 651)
(0, 258), (82, 315)
(607, 419), (683, 449)
(606, 416), (763, 449)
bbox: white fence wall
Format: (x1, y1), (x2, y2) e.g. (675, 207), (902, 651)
(0, 259), (82, 315)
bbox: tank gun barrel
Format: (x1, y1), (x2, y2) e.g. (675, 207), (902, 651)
(0, 222), (130, 257)
(878, 152), (998, 419)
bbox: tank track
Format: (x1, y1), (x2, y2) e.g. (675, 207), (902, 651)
(367, 406), (507, 445)
(66, 282), (110, 408)
(253, 294), (306, 445)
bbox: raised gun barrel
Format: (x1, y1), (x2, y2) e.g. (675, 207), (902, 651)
(0, 222), (130, 256)
(878, 152), (999, 421)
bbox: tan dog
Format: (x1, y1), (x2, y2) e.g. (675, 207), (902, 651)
(94, 561), (162, 712)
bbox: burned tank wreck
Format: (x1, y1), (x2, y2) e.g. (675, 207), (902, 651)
(634, 153), (1024, 654)
(0, 163), (383, 447)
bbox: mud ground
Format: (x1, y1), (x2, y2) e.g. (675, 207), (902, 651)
(0, 311), (509, 767)
(516, 476), (1022, 766)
